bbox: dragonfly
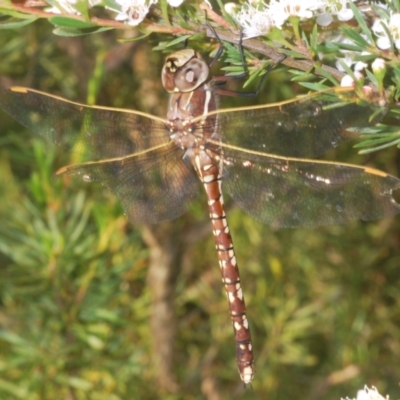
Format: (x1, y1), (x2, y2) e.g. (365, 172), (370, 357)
(1, 48), (400, 384)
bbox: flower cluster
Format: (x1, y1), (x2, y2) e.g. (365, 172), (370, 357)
(341, 385), (389, 400)
(226, 0), (397, 83)
(373, 12), (400, 50)
(227, 0), (400, 55)
(110, 0), (158, 26)
(226, 0), (400, 43)
(46, 0), (101, 15)
(225, 0), (355, 38)
(46, 0), (185, 25)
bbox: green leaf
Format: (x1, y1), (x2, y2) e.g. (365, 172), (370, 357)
(341, 27), (370, 48)
(73, 0), (90, 20)
(309, 24), (318, 53)
(57, 375), (94, 390)
(335, 42), (365, 52)
(0, 8), (37, 19)
(348, 0), (374, 43)
(357, 138), (400, 154)
(337, 59), (355, 78)
(365, 69), (379, 88)
(49, 16), (95, 28)
(163, 34), (192, 48)
(298, 82), (331, 91)
(288, 66), (318, 83)
(313, 65), (339, 86)
(0, 378), (27, 398)
(221, 65), (245, 73)
(0, 16), (37, 29)
(217, 0), (237, 27)
(188, 32), (204, 44)
(0, 330), (28, 345)
(119, 31), (152, 43)
(243, 69), (263, 88)
(320, 42), (340, 52)
(353, 54), (376, 62)
(290, 74), (313, 82)
(52, 26), (112, 37)
(301, 30), (310, 49)
(355, 135), (399, 148)
(279, 48), (308, 59)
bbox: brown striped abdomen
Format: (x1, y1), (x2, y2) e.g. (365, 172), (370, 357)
(193, 151), (254, 384)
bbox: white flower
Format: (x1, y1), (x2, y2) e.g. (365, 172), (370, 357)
(316, 0), (354, 26)
(334, 35), (370, 72)
(352, 51), (369, 71)
(224, 2), (237, 15)
(371, 57), (386, 72)
(340, 74), (355, 87)
(233, 2), (272, 38)
(336, 52), (353, 71)
(109, 0), (157, 26)
(89, 0), (102, 6)
(46, 0), (101, 14)
(356, 386), (388, 400)
(341, 58), (368, 72)
(167, 0), (184, 6)
(336, 52), (368, 72)
(46, 0), (80, 14)
(342, 386), (389, 400)
(372, 12), (400, 50)
(268, 0), (322, 29)
(316, 13), (333, 26)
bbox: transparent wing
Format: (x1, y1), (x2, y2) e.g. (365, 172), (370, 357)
(0, 87), (170, 160)
(0, 86), (199, 224)
(220, 147), (400, 228)
(58, 142), (199, 224)
(209, 88), (388, 158)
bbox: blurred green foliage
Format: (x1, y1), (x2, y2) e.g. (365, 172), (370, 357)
(0, 19), (400, 400)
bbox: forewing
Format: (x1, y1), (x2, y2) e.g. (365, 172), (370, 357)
(0, 87), (169, 160)
(221, 148), (400, 228)
(212, 88), (388, 158)
(57, 142), (199, 224)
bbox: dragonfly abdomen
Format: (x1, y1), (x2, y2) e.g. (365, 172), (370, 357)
(193, 151), (254, 384)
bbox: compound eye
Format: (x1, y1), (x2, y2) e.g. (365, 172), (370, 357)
(173, 58), (209, 92)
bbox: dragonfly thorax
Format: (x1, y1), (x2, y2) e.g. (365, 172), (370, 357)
(168, 120), (199, 149)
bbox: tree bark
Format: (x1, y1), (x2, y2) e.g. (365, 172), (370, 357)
(142, 223), (183, 393)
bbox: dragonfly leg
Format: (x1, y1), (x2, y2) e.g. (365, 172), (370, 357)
(208, 27), (286, 98)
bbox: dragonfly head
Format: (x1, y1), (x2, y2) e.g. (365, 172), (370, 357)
(162, 49), (209, 94)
